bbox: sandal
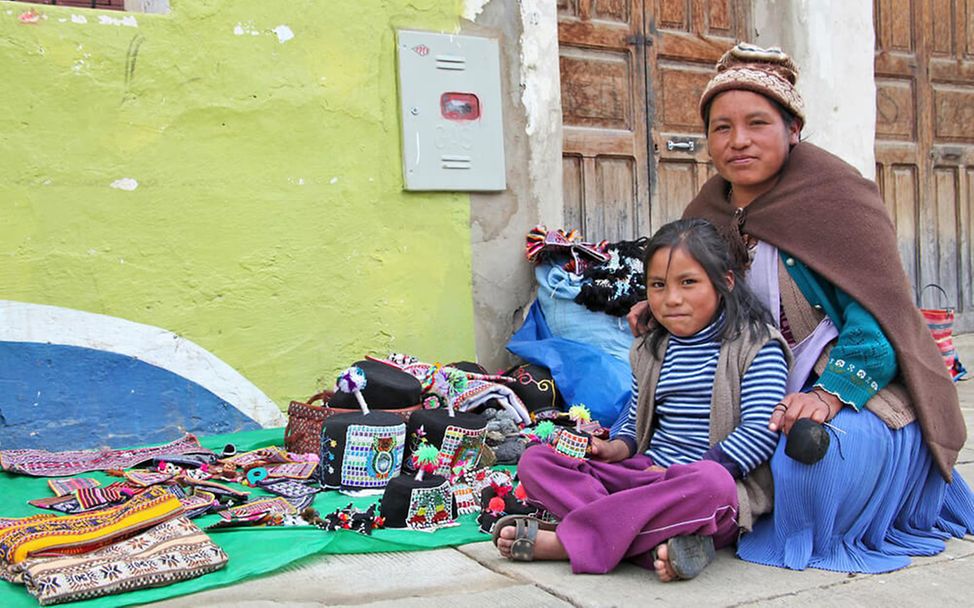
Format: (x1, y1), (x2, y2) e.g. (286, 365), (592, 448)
(491, 514), (558, 562)
(654, 534), (715, 580)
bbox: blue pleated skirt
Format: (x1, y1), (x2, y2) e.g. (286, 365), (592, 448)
(738, 408), (974, 573)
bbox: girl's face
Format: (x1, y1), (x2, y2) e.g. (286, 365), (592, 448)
(706, 90), (800, 204)
(646, 246), (727, 338)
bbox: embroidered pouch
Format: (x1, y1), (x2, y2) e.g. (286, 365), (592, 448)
(259, 478), (319, 500)
(14, 517), (227, 605)
(553, 428), (589, 459)
(0, 486), (184, 566)
(27, 495), (84, 515)
(217, 497), (296, 522)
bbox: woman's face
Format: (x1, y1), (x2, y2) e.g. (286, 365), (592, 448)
(706, 90), (800, 203)
(646, 246), (723, 338)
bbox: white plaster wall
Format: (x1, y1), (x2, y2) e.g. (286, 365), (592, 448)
(752, 0), (876, 179)
(463, 0), (563, 371)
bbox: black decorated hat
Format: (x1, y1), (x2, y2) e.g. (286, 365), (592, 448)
(503, 363), (564, 420)
(476, 483), (539, 534)
(448, 360), (490, 375)
(404, 409), (487, 478)
(327, 359), (423, 411)
(319, 410), (406, 490)
(380, 474), (456, 529)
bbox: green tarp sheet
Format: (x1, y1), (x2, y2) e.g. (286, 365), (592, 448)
(0, 428), (494, 607)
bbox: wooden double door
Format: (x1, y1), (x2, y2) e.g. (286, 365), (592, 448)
(874, 0), (974, 330)
(560, 0), (973, 329)
(558, 0), (749, 243)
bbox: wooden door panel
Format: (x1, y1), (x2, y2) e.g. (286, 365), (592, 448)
(563, 155), (585, 231)
(561, 49), (634, 131)
(593, 0), (631, 21)
(593, 157), (638, 241)
(931, 167), (960, 306)
(962, 169), (974, 313)
(874, 0), (925, 299)
(649, 0), (747, 229)
(875, 0), (915, 51)
(932, 86), (974, 140)
(927, 1), (974, 322)
(930, 0), (954, 55)
(656, 160), (701, 225)
(559, 0), (649, 242)
(657, 64), (715, 132)
(880, 163), (921, 290)
(875, 79), (917, 140)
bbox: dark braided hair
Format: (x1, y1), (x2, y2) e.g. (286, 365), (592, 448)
(642, 218), (773, 353)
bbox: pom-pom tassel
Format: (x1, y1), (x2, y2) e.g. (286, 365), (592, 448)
(336, 366), (370, 414)
(413, 443), (440, 481)
(568, 403), (591, 433)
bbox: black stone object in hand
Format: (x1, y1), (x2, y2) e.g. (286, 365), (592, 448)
(785, 418), (830, 465)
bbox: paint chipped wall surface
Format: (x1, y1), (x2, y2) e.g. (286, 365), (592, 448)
(0, 0), (475, 411)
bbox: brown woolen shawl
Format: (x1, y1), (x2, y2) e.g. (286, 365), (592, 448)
(683, 141), (964, 480)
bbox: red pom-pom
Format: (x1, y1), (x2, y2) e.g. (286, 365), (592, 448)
(514, 483), (527, 501)
(487, 496), (506, 513)
(491, 482), (511, 498)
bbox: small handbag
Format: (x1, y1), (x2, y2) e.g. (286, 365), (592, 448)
(283, 392), (333, 456)
(919, 284), (968, 382)
(284, 391), (423, 456)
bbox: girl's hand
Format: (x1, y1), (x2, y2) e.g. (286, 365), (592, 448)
(768, 389), (842, 434)
(644, 464), (665, 473)
(588, 437), (630, 463)
(626, 300), (652, 337)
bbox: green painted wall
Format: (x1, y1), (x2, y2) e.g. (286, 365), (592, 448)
(0, 0), (475, 407)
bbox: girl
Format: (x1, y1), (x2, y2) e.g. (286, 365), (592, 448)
(494, 218), (790, 582)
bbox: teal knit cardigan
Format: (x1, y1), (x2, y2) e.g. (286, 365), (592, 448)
(780, 251), (898, 410)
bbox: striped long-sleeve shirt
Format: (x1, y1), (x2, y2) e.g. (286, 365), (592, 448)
(610, 316), (788, 477)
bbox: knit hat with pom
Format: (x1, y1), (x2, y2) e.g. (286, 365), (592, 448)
(699, 43), (805, 127)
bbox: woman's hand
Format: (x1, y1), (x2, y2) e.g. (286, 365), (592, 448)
(627, 300), (652, 337)
(768, 388), (842, 434)
(588, 437), (630, 463)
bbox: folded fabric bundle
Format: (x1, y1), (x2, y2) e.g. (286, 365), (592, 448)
(393, 359), (531, 425)
(0, 486), (184, 567)
(0, 434), (213, 477)
(9, 516), (227, 606)
(47, 478), (100, 497)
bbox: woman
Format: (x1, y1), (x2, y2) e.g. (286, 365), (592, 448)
(630, 43), (974, 573)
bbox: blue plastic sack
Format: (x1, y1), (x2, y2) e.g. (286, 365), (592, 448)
(534, 263), (634, 362)
(507, 301), (631, 427)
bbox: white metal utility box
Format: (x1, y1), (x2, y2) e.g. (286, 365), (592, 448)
(396, 30), (506, 192)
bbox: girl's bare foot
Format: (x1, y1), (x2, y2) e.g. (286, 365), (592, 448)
(653, 542), (678, 582)
(496, 527), (569, 561)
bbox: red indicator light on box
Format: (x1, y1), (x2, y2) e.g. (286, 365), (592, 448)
(440, 92), (481, 120)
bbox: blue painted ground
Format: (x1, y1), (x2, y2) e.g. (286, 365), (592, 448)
(0, 341), (261, 451)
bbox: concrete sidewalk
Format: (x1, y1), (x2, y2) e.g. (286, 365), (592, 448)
(155, 335), (974, 608)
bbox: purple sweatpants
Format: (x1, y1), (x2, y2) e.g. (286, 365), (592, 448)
(517, 444), (740, 574)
